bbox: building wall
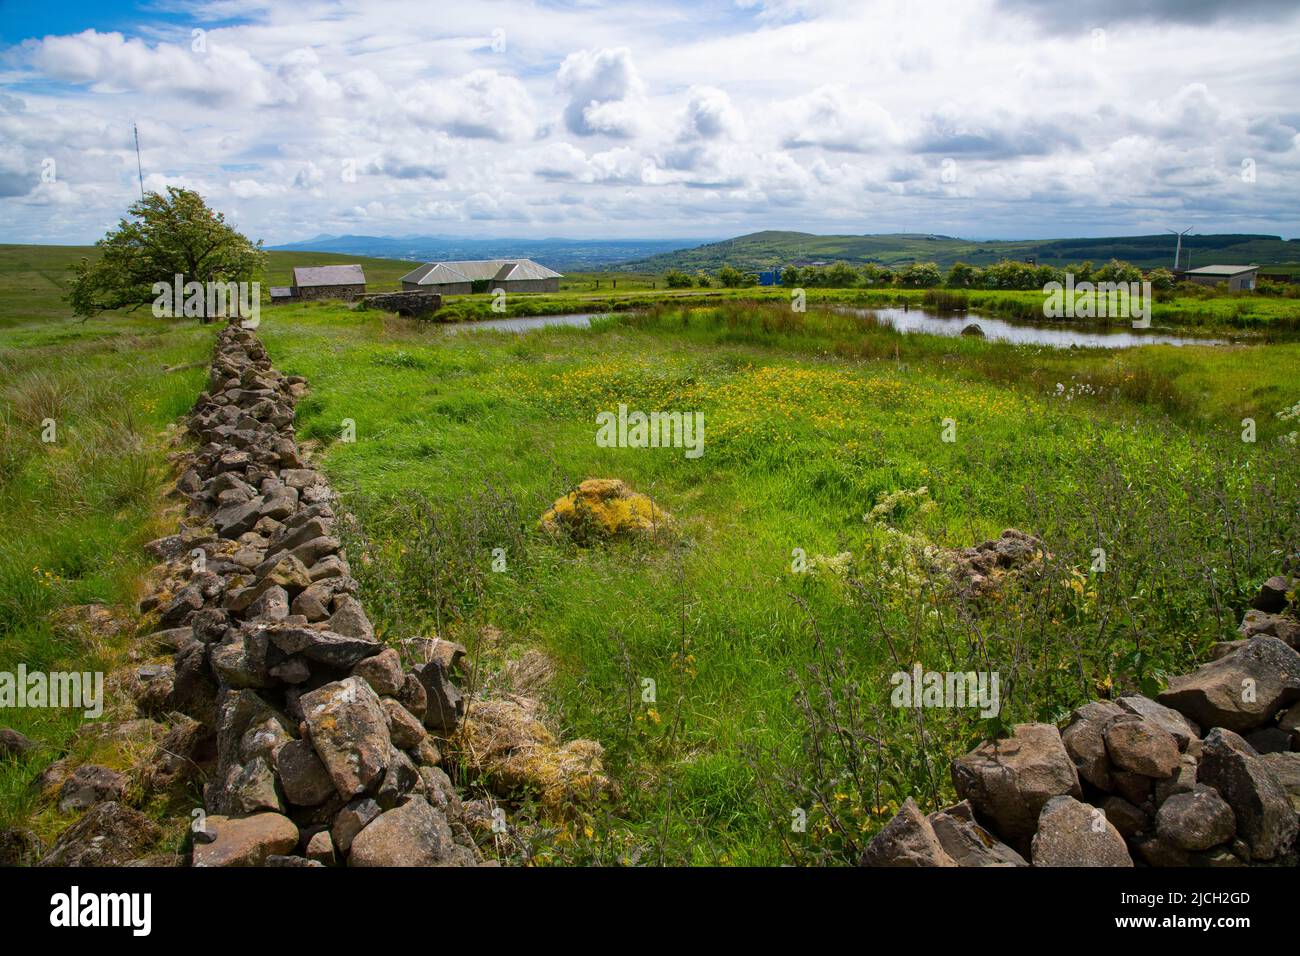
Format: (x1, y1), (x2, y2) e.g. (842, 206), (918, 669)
(499, 277), (560, 293)
(1186, 273), (1256, 291)
(294, 283), (366, 301)
(403, 280), (473, 295)
(399, 278), (558, 294)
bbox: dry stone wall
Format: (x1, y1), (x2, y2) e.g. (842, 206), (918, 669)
(141, 321), (479, 867)
(863, 572), (1300, 867)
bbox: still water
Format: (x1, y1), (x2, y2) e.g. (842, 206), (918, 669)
(446, 307), (1225, 349)
(838, 307), (1225, 348)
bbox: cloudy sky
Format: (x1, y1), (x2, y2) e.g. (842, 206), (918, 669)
(1, 0), (1298, 245)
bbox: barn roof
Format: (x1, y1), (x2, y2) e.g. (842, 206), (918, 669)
(292, 264), (367, 287)
(1183, 264), (1258, 277)
(399, 258), (562, 285)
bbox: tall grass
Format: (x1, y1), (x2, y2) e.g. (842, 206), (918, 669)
(255, 298), (1299, 864)
(0, 314), (209, 833)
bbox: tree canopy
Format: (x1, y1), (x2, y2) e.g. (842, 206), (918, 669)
(69, 187), (264, 319)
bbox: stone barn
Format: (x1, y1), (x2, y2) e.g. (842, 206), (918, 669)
(291, 264), (367, 301)
(399, 259), (562, 295)
(1182, 264), (1258, 291)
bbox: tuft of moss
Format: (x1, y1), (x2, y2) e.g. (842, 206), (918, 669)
(539, 478), (671, 544)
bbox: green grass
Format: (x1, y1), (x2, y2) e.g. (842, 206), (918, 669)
(1, 241), (1298, 864)
(0, 246), (214, 838)
(253, 301), (1299, 864)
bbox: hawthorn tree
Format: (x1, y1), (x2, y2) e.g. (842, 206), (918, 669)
(69, 187), (264, 320)
(717, 265), (757, 288)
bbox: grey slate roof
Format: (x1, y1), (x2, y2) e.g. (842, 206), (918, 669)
(1183, 264), (1257, 276)
(292, 264), (367, 287)
(399, 258), (562, 286)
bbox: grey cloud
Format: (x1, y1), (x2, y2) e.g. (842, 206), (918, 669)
(997, 0), (1300, 29)
(1247, 116), (1299, 153)
(0, 171), (35, 197)
(911, 115), (1081, 158)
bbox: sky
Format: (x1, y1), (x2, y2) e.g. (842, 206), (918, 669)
(1, 0), (1298, 246)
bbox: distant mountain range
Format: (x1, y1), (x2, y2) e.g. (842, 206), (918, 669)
(271, 230), (1300, 276)
(268, 235), (707, 272)
(614, 231), (1300, 273)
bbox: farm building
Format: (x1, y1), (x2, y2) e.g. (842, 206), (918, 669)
(1182, 264), (1258, 291)
(290, 264), (367, 301)
(399, 259), (562, 294)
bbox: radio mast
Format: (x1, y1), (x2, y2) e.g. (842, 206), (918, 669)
(133, 123), (145, 200)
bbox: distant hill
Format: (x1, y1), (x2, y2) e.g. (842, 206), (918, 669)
(269, 235), (705, 272)
(616, 230), (1300, 273)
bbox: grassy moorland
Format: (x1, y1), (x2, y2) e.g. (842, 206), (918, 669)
(1, 243), (1299, 864)
(0, 248), (210, 839)
(251, 298), (1299, 864)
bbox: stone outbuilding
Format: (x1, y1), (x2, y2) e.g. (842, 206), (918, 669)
(290, 264), (367, 301)
(399, 259), (561, 295)
(1182, 265), (1258, 291)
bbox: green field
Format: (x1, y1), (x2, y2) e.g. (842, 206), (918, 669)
(8, 243), (1298, 335)
(249, 301), (1300, 863)
(2, 245), (1300, 863)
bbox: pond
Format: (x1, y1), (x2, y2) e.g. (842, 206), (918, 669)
(442, 312), (602, 334)
(443, 307), (1226, 349)
(837, 307), (1226, 349)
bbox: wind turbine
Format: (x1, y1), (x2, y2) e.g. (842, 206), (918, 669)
(1167, 227), (1193, 271)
